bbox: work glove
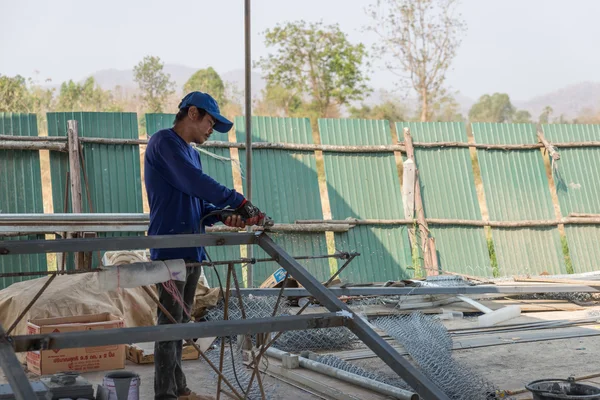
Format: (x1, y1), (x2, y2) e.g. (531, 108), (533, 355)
(235, 198), (268, 226)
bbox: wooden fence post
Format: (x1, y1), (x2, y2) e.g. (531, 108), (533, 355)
(403, 127), (439, 277)
(67, 120), (84, 269)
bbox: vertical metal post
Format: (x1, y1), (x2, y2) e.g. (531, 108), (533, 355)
(67, 120), (84, 269)
(244, 0), (253, 287)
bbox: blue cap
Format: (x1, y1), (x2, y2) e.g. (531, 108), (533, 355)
(178, 91), (233, 133)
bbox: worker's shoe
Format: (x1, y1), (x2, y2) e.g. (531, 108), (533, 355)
(178, 389), (215, 400)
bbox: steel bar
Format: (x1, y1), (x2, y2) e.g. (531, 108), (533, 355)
(0, 223), (352, 234)
(0, 252), (357, 278)
(256, 234), (449, 400)
(0, 324), (38, 400)
(6, 274), (56, 335)
(216, 265), (233, 400)
(234, 285), (600, 296)
(0, 232), (258, 255)
(141, 285), (244, 400)
(10, 313), (346, 352)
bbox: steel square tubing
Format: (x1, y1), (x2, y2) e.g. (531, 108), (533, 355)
(0, 232), (258, 255)
(256, 234), (450, 400)
(10, 313), (344, 353)
(0, 325), (37, 400)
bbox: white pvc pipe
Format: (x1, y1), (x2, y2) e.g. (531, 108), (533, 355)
(265, 347), (419, 400)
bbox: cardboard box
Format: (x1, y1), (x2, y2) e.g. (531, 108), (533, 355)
(127, 343), (198, 364)
(26, 313), (125, 376)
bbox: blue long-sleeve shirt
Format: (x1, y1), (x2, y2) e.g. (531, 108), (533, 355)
(144, 128), (245, 262)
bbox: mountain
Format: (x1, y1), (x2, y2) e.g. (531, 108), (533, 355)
(514, 81), (600, 120)
(63, 64), (600, 119)
(89, 64), (266, 99)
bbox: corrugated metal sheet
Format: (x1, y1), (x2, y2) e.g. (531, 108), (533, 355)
(397, 122), (492, 276)
(144, 114), (242, 287)
(47, 112), (143, 270)
(318, 118), (413, 282)
(542, 124), (600, 273)
(235, 116), (331, 284)
(0, 113), (48, 289)
(472, 123), (566, 276)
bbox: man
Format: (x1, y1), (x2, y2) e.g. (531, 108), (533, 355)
(144, 91), (268, 400)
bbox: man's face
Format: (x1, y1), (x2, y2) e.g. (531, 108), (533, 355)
(189, 107), (216, 144)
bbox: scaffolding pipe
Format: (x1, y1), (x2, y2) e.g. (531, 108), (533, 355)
(244, 0), (254, 287)
(265, 347), (418, 400)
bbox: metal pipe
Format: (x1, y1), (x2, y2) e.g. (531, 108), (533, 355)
(265, 347), (418, 400)
(0, 325), (37, 400)
(0, 232), (259, 255)
(10, 313), (347, 353)
(244, 0), (253, 288)
(235, 285), (600, 296)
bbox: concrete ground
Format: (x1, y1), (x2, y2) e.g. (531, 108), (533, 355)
(2, 305), (600, 399)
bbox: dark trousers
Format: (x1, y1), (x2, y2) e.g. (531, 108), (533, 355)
(154, 262), (202, 400)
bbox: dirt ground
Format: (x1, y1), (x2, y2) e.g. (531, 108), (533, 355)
(2, 306), (600, 399)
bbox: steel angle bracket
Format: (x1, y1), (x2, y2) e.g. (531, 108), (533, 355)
(256, 232), (450, 400)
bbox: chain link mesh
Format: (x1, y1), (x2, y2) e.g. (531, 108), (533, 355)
(205, 295), (357, 351)
(373, 313), (498, 400)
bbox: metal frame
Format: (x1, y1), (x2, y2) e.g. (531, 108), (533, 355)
(0, 231), (449, 400)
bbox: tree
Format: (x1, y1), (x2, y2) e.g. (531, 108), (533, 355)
(469, 93), (515, 123)
(429, 94), (464, 122)
(184, 67), (226, 105)
(254, 84), (304, 117)
(349, 101), (407, 121)
(365, 0), (466, 122)
(468, 93), (532, 123)
(513, 110), (532, 123)
(56, 77), (113, 111)
(538, 106), (553, 124)
(0, 75), (31, 112)
(133, 55), (175, 113)
(256, 21), (371, 118)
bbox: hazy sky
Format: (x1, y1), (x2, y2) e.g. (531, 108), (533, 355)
(1, 0), (599, 101)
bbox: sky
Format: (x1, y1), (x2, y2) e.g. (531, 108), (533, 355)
(1, 0), (600, 102)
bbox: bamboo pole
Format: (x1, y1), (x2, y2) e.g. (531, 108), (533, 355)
(537, 129), (560, 161)
(67, 120), (84, 270)
(4, 136), (600, 152)
(0, 140), (66, 152)
(403, 127), (438, 276)
(295, 217), (600, 227)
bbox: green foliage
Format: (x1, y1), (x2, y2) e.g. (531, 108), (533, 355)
(254, 84), (304, 117)
(256, 20), (371, 118)
(487, 236), (499, 278)
(428, 94), (465, 122)
(0, 74), (31, 112)
(513, 110), (532, 123)
(55, 77), (114, 112)
(133, 55), (175, 113)
(184, 67), (226, 105)
(365, 0), (467, 121)
(349, 101), (407, 122)
(538, 106), (553, 124)
(468, 92), (531, 123)
(561, 235), (574, 274)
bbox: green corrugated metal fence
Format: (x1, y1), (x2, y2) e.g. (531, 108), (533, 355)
(543, 124), (600, 273)
(47, 112), (143, 270)
(144, 114), (242, 287)
(235, 116), (331, 285)
(398, 122), (492, 276)
(472, 123), (567, 276)
(0, 113), (48, 289)
(319, 118), (413, 282)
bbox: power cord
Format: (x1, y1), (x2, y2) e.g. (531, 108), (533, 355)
(204, 243), (248, 397)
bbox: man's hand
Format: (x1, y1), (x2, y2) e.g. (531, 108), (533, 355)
(236, 199), (267, 226)
(223, 214), (247, 228)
